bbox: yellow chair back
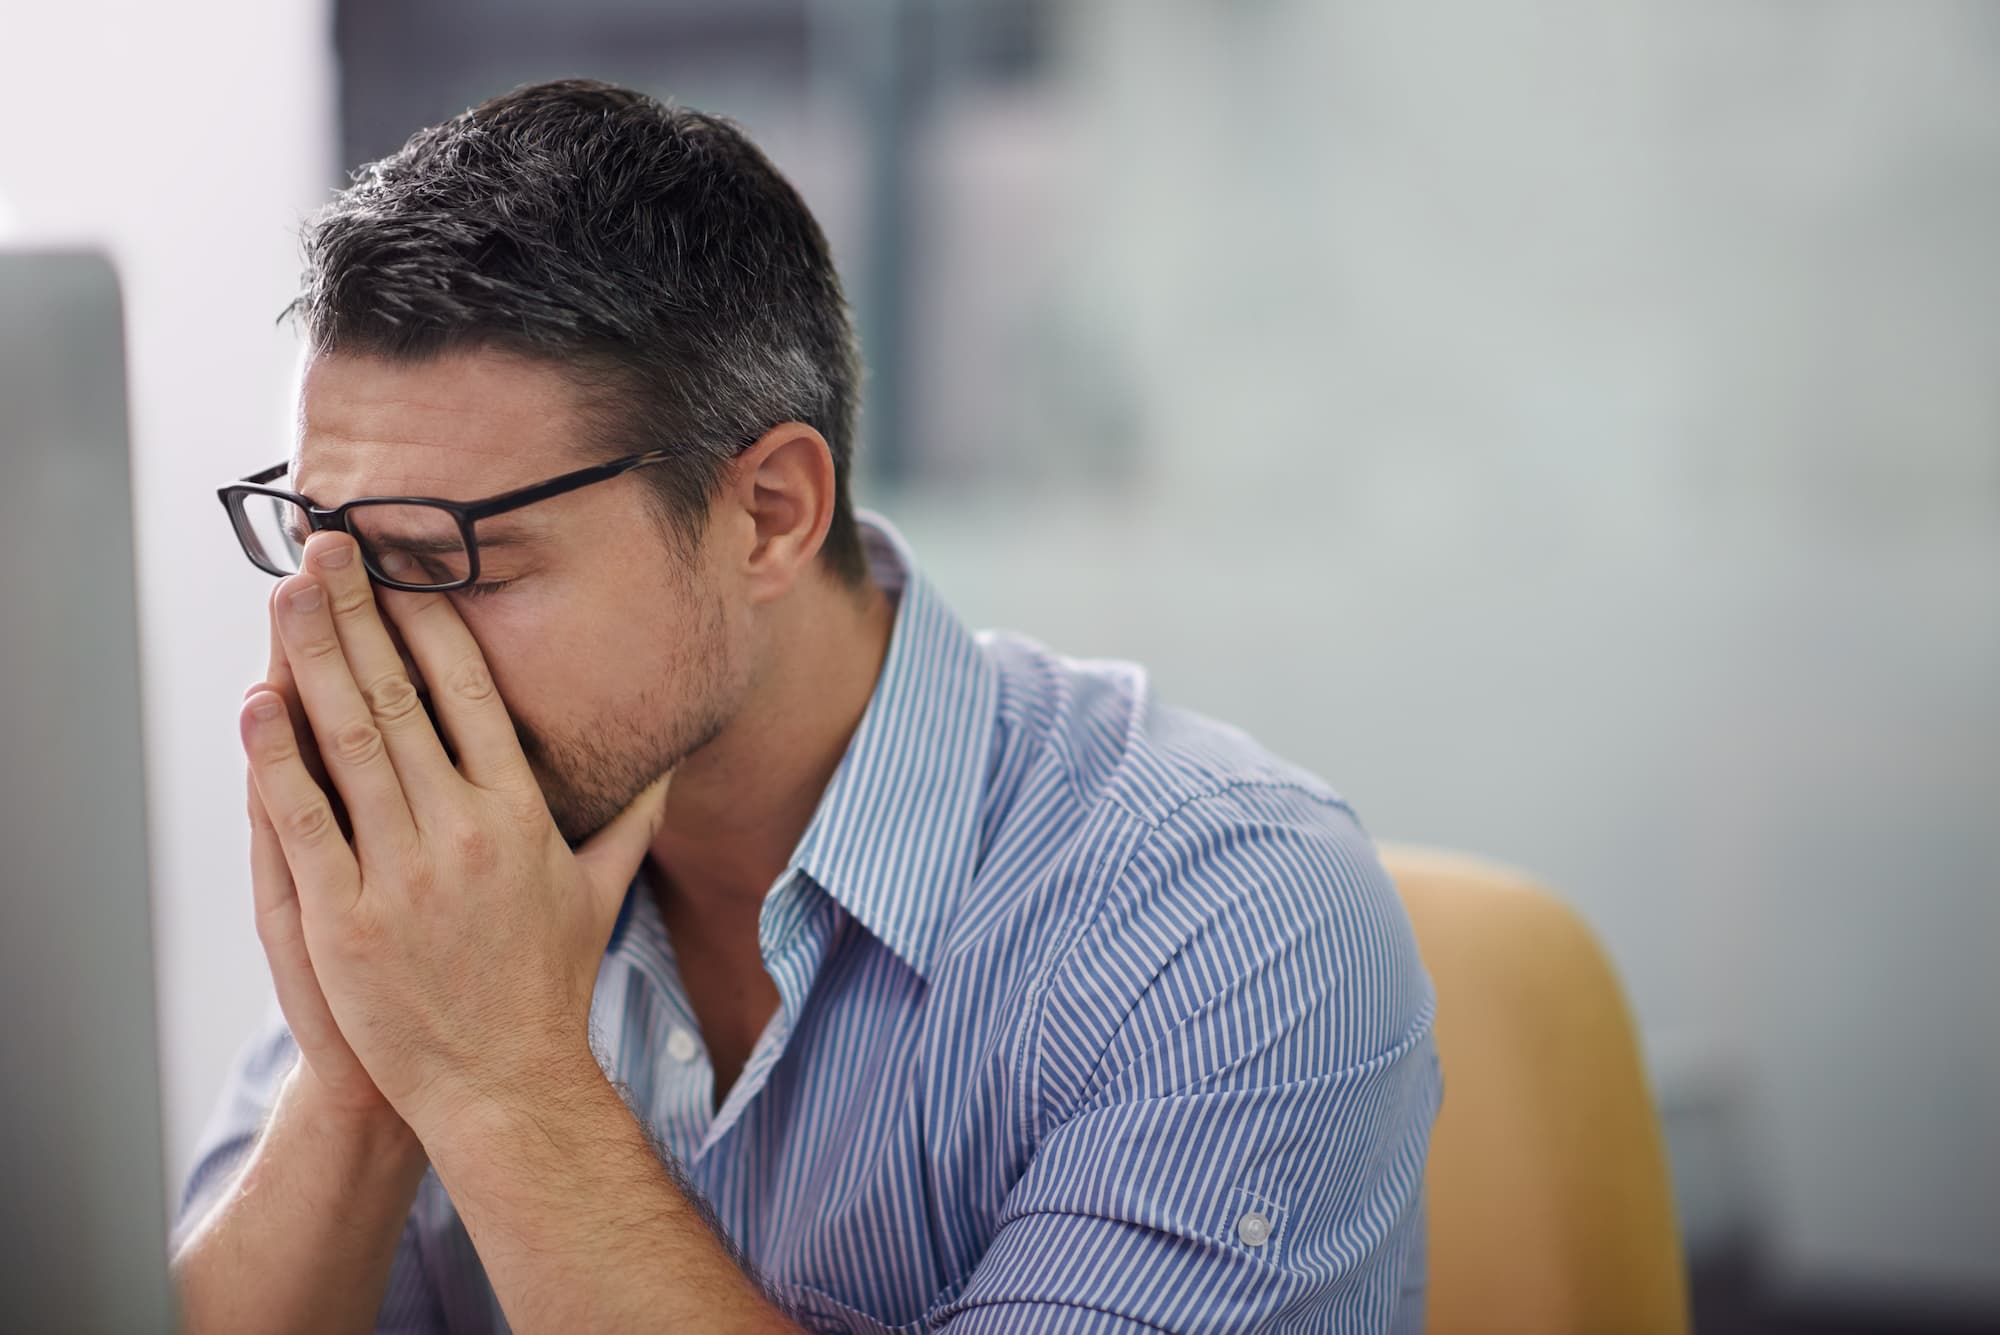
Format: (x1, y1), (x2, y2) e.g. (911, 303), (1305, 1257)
(1379, 845), (1690, 1335)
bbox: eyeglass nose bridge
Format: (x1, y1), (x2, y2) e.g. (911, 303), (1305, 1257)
(301, 503), (357, 540)
(279, 503), (363, 570)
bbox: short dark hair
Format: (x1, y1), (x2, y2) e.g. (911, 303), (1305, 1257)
(285, 78), (867, 584)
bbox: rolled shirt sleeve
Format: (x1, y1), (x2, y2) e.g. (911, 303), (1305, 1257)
(934, 783), (1441, 1334)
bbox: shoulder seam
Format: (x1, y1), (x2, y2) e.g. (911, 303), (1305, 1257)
(1102, 774), (1359, 834)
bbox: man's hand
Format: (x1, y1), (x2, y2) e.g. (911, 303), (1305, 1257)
(246, 589), (391, 1125)
(240, 530), (668, 1139)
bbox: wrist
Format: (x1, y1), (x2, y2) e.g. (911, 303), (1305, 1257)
(413, 1043), (615, 1173)
(287, 1063), (427, 1172)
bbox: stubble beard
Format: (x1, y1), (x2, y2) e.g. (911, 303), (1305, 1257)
(519, 591), (736, 846)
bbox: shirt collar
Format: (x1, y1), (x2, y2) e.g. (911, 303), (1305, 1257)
(605, 511), (998, 981)
(784, 511), (998, 981)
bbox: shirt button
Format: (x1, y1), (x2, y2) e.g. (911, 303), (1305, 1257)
(1237, 1211), (1273, 1248)
(666, 1027), (700, 1064)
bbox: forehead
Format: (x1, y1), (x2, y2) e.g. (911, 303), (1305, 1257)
(295, 347), (595, 505)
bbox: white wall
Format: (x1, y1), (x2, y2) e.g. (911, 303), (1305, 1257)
(0, 1), (334, 1194)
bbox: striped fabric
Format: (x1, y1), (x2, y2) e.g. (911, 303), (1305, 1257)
(179, 512), (1441, 1333)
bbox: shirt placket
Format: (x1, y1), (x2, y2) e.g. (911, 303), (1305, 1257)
(691, 871), (841, 1163)
(592, 892), (716, 1164)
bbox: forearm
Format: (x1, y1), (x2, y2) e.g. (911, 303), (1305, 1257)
(173, 1063), (430, 1335)
(420, 1052), (799, 1334)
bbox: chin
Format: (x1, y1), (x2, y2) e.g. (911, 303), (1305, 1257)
(541, 775), (638, 848)
(548, 804), (601, 849)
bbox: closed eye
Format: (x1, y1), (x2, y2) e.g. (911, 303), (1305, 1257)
(454, 580), (513, 600)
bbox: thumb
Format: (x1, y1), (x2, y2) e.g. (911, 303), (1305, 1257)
(573, 772), (673, 932)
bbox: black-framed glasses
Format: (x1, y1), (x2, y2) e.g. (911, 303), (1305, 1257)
(217, 450), (676, 591)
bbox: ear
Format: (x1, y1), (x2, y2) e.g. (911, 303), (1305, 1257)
(725, 422), (837, 604)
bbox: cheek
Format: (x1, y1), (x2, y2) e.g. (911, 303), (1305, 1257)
(453, 584), (667, 724)
(446, 591), (573, 724)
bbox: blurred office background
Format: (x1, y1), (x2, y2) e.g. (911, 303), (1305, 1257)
(3, 1), (1995, 1328)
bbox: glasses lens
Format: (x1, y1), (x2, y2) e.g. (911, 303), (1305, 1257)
(347, 503), (472, 588)
(234, 492), (309, 575)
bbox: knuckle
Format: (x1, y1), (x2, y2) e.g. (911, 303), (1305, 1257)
(342, 910), (387, 955)
(503, 785), (551, 826)
(445, 820), (496, 869)
(284, 800), (337, 845)
(254, 726), (299, 766)
(399, 851), (440, 892)
(297, 633), (344, 663)
(361, 672), (425, 726)
(446, 657), (498, 704)
(329, 721), (385, 767)
(328, 584), (375, 621)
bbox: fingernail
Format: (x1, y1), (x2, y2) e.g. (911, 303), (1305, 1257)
(288, 583), (323, 613)
(315, 543), (353, 570)
(380, 551), (412, 577)
(249, 696), (283, 721)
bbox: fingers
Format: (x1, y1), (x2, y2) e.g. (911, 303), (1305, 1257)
(264, 589), (336, 799)
(246, 768), (350, 1055)
(573, 772), (673, 936)
(243, 690), (362, 915)
(273, 569), (419, 849)
(376, 585), (535, 792)
(300, 533), (457, 804)
(246, 764), (298, 921)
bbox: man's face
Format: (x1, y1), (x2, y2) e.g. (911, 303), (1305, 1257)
(295, 347), (743, 843)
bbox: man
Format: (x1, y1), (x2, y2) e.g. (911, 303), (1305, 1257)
(173, 80), (1439, 1333)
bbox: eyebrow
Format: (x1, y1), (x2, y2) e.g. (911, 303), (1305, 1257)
(363, 526), (548, 555)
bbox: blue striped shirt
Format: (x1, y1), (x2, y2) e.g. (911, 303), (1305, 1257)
(180, 513), (1440, 1333)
